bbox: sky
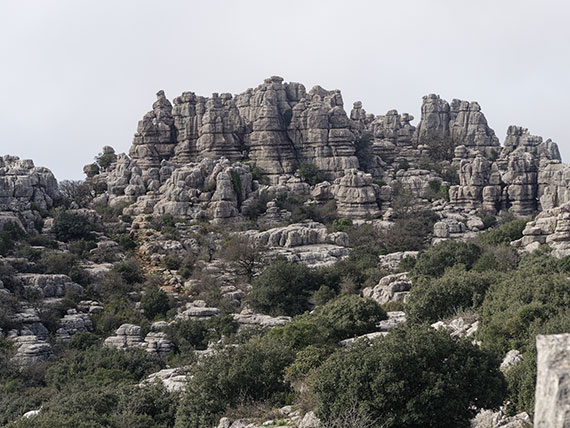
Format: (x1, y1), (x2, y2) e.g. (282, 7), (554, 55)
(0, 0), (569, 181)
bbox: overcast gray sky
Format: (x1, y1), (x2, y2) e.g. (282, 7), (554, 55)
(1, 0), (568, 180)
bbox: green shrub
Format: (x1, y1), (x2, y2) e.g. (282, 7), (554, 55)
(478, 265), (570, 356)
(313, 285), (337, 306)
(297, 163), (329, 186)
(354, 133), (373, 172)
(0, 222), (26, 255)
(407, 266), (499, 323)
(331, 217), (353, 232)
(116, 234), (136, 251)
(412, 240), (482, 278)
(53, 211), (95, 242)
(141, 287), (170, 320)
(112, 258), (145, 284)
(166, 319), (209, 353)
(175, 338), (294, 428)
(45, 346), (164, 390)
(284, 344), (334, 384)
(68, 332), (100, 351)
(161, 255), (181, 271)
(314, 325), (506, 428)
(247, 259), (321, 316)
(477, 218), (529, 246)
(230, 170), (243, 209)
(311, 294), (387, 341)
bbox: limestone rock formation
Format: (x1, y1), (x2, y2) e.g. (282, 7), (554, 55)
(450, 126), (562, 216)
(104, 323), (174, 358)
(362, 272), (411, 305)
(331, 169), (383, 218)
(128, 77), (358, 181)
(0, 156), (58, 230)
(414, 95), (500, 158)
(513, 202), (570, 257)
(11, 335), (52, 366)
(534, 334), (570, 427)
(16, 274), (84, 299)
(55, 309), (93, 343)
(232, 310), (290, 331)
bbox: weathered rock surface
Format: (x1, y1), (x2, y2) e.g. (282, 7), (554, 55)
(330, 169), (383, 218)
(513, 202), (570, 257)
(534, 334), (570, 428)
(362, 272), (411, 305)
(471, 408), (531, 428)
(233, 309), (290, 331)
(16, 274), (84, 299)
(10, 335), (52, 366)
(104, 323), (174, 358)
(142, 367), (190, 392)
(0, 156), (58, 231)
(129, 77), (358, 181)
(56, 309), (93, 342)
(431, 315), (479, 339)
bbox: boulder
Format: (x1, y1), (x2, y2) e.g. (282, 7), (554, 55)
(534, 334), (570, 427)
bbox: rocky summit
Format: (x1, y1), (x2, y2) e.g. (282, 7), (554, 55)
(1, 76), (569, 428)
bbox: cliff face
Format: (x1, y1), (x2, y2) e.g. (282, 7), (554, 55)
(129, 76), (359, 180)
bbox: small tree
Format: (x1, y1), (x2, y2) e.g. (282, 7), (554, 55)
(141, 287), (170, 320)
(247, 259), (321, 316)
(220, 235), (268, 282)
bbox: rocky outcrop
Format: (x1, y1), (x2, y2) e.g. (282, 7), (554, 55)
(534, 334), (570, 427)
(431, 315), (479, 339)
(244, 221), (350, 267)
(246, 221), (348, 248)
(16, 274), (84, 299)
(471, 408), (531, 428)
(513, 202), (570, 257)
(414, 95), (500, 158)
(176, 301), (221, 321)
(330, 169), (383, 219)
(0, 156), (58, 231)
(450, 126), (563, 216)
(232, 309), (290, 331)
(10, 335), (52, 366)
(142, 367), (190, 392)
(128, 77), (358, 181)
(362, 273), (411, 305)
(104, 323), (174, 358)
(55, 309), (93, 343)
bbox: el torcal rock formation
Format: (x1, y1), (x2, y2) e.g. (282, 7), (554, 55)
(1, 76), (570, 427)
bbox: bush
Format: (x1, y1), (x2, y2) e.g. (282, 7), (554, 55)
(175, 338), (294, 428)
(162, 255), (182, 271)
(314, 325), (506, 428)
(331, 217), (352, 232)
(141, 287), (170, 320)
(45, 346), (164, 390)
(297, 163), (329, 186)
(112, 258), (145, 284)
(166, 319), (209, 354)
(311, 294), (387, 341)
(247, 259), (321, 316)
(478, 264), (570, 356)
(0, 222), (26, 255)
(412, 240), (482, 278)
(477, 218), (529, 246)
(407, 266), (499, 323)
(53, 211), (95, 242)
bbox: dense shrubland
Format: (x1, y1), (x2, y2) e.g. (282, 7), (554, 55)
(1, 203), (567, 427)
